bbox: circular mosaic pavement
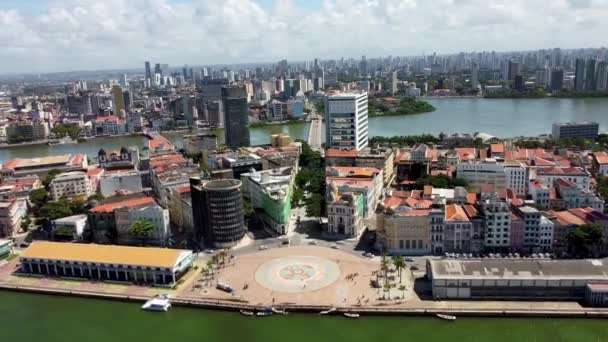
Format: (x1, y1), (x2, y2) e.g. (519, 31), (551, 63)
(255, 255), (341, 293)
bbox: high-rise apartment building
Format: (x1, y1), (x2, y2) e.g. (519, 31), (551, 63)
(111, 85), (125, 116)
(222, 85), (250, 149)
(145, 61), (151, 80)
(549, 68), (564, 91)
(575, 58), (586, 91)
(324, 92), (369, 151)
(586, 59), (597, 91)
(190, 178), (246, 248)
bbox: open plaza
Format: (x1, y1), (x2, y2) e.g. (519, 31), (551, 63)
(3, 243), (608, 316)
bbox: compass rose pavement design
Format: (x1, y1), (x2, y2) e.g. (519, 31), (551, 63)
(254, 255), (341, 293)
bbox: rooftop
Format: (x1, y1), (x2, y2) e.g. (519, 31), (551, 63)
(4, 155), (71, 170)
(90, 196), (155, 213)
(430, 259), (608, 280)
(445, 204), (469, 222)
(21, 241), (190, 269)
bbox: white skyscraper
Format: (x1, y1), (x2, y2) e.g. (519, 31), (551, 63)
(324, 92), (369, 151)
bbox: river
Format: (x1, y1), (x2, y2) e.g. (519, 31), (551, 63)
(0, 291), (606, 341)
(0, 98), (607, 164)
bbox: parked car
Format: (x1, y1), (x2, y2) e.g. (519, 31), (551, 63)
(330, 244), (339, 249)
(258, 245), (268, 250)
(404, 257), (414, 262)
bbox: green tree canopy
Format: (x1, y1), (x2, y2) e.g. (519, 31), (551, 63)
(566, 224), (605, 257)
(29, 188), (48, 208)
(128, 220), (155, 240)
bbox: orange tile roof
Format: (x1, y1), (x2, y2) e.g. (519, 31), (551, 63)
(463, 204), (478, 218)
(95, 115), (119, 122)
(87, 167), (104, 178)
(383, 196), (404, 209)
(326, 149), (359, 158)
(594, 152), (608, 165)
(148, 133), (175, 151)
(490, 144), (505, 153)
(549, 210), (587, 226)
(454, 148), (476, 161)
(467, 192), (478, 204)
(2, 159), (19, 170)
(21, 241), (188, 268)
(397, 209), (430, 217)
(175, 185), (191, 194)
(328, 178), (373, 189)
(538, 167), (587, 176)
(90, 196), (155, 213)
(446, 204), (469, 222)
(423, 185), (433, 196)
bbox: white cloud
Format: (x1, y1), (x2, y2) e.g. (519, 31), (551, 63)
(0, 0), (607, 73)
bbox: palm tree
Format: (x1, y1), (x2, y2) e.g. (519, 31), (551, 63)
(392, 255), (405, 283)
(384, 283), (392, 300)
(380, 254), (390, 286)
(398, 285), (406, 299)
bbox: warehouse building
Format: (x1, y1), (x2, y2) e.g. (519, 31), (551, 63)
(427, 259), (608, 305)
(19, 241), (193, 286)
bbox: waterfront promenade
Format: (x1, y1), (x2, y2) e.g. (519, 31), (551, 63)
(3, 246), (608, 317)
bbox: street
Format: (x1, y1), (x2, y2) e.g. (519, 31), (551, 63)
(307, 112), (323, 150)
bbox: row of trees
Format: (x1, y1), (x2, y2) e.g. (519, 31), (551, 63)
(565, 224), (605, 258)
(369, 134), (441, 146)
(292, 140), (325, 221)
(51, 124), (81, 139)
(514, 137), (593, 150)
(375, 255), (408, 300)
(369, 97), (436, 117)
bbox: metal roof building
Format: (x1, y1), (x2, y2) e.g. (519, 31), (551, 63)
(427, 258), (608, 302)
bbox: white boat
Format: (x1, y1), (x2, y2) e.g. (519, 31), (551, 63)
(343, 312), (360, 318)
(271, 307), (288, 315)
(436, 313), (456, 321)
(141, 295), (171, 312)
(319, 307), (337, 315)
(256, 310), (273, 317)
(240, 310), (255, 316)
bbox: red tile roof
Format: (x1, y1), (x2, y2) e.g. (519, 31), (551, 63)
(538, 167), (587, 176)
(95, 115), (119, 123)
(383, 196), (405, 209)
(454, 148), (476, 161)
(446, 204), (469, 222)
(87, 167), (104, 178)
(90, 196), (155, 213)
(490, 144), (505, 154)
(326, 149), (359, 158)
(593, 152), (608, 165)
(397, 209), (430, 217)
(175, 185), (191, 194)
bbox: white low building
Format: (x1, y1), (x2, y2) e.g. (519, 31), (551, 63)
(51, 214), (88, 241)
(49, 171), (92, 201)
(114, 204), (170, 246)
(99, 170), (143, 197)
(536, 167), (590, 191)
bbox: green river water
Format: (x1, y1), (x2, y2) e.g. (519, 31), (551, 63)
(2, 98), (608, 163)
(1, 292), (607, 341)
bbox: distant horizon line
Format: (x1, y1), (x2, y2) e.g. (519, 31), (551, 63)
(1, 46), (606, 78)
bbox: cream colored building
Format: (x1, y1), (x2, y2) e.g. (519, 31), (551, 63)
(49, 171), (92, 201)
(380, 209), (431, 255)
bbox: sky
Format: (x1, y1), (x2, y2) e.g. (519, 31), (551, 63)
(1, 0), (607, 74)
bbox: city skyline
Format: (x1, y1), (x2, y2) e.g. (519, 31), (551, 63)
(1, 0), (608, 74)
